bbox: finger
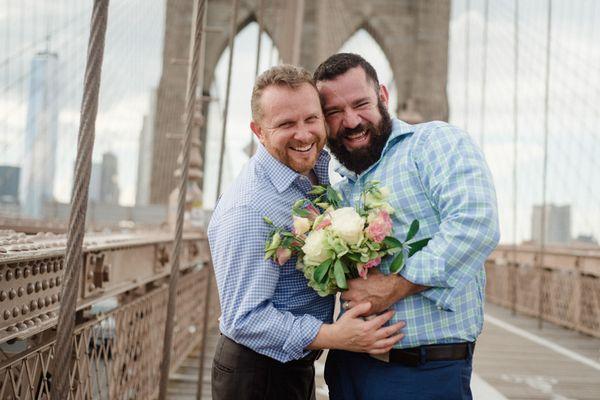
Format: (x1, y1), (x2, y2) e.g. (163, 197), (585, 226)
(374, 321), (405, 340)
(365, 309), (394, 329)
(344, 301), (371, 317)
(368, 333), (405, 353)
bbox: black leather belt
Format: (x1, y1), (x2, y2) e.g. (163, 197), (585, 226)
(388, 342), (475, 367)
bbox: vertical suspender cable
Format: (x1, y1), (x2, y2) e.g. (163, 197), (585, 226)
(249, 0), (264, 156)
(215, 0), (239, 199)
(195, 6), (210, 398)
(538, 0), (552, 329)
(511, 0), (520, 315)
(464, 0), (470, 131)
(480, 0), (489, 151)
(158, 0), (207, 398)
(50, 0), (109, 398)
(291, 0), (305, 65)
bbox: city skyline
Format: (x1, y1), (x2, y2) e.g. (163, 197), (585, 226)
(1, 0), (598, 244)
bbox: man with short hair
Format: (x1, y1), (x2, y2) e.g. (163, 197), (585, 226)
(314, 53), (500, 400)
(208, 64), (404, 400)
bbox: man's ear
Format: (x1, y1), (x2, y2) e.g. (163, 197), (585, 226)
(250, 121), (263, 143)
(378, 84), (390, 108)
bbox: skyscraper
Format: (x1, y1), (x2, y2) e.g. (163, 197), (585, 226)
(100, 152), (120, 205)
(0, 165), (20, 203)
(531, 204), (572, 245)
(136, 90), (157, 206)
(20, 52), (59, 218)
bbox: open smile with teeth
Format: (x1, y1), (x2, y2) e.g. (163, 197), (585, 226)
(290, 143), (314, 152)
(343, 130), (370, 148)
(345, 130), (367, 140)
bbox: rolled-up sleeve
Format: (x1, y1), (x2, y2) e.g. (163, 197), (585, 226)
(207, 205), (322, 362)
(400, 124), (500, 311)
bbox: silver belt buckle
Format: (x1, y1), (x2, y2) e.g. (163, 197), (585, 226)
(369, 352), (390, 363)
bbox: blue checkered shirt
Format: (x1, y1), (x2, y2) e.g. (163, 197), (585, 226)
(335, 118), (500, 348)
(208, 145), (334, 363)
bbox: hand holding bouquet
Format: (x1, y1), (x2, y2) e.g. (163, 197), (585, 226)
(264, 182), (430, 296)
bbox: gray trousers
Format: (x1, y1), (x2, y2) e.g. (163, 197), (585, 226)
(212, 334), (317, 400)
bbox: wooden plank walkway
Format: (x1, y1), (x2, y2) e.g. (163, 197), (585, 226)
(169, 302), (600, 399)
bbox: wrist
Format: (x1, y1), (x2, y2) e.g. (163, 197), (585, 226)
(307, 323), (337, 350)
(392, 274), (427, 301)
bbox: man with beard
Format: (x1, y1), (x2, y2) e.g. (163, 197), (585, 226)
(208, 64), (405, 400)
(313, 53), (500, 400)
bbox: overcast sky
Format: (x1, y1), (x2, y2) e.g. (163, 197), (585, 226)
(1, 0), (599, 243)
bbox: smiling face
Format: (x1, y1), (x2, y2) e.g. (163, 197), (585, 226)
(251, 82), (327, 175)
(317, 66), (393, 174)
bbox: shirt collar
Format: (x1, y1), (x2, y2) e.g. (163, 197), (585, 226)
(255, 144), (331, 193)
(333, 118), (414, 182)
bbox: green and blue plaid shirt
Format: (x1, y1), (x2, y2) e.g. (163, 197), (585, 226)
(334, 118), (500, 348)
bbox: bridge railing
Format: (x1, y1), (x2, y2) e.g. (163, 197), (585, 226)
(486, 244), (600, 338)
(0, 230), (219, 399)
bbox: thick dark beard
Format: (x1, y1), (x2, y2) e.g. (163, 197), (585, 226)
(327, 100), (393, 174)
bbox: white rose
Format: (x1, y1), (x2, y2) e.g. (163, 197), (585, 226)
(330, 207), (365, 245)
(293, 216), (311, 235)
(302, 229), (331, 266)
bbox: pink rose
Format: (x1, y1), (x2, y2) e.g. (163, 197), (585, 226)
(305, 203), (321, 221)
(356, 257), (381, 279)
(275, 248), (292, 266)
(365, 211), (393, 243)
(314, 218), (332, 230)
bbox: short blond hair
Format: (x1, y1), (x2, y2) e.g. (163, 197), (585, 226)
(251, 64), (318, 122)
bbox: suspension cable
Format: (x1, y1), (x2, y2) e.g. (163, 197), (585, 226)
(249, 0), (264, 157)
(480, 0), (489, 151)
(158, 0), (207, 398)
(538, 0), (553, 330)
(49, 1), (109, 398)
(215, 0), (239, 199)
(511, 0), (519, 315)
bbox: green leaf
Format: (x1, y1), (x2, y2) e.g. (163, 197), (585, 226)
(308, 185), (327, 195)
(390, 251), (405, 274)
(326, 186), (341, 207)
(292, 208), (310, 218)
(333, 259), (347, 290)
(407, 237), (431, 257)
(346, 253), (362, 263)
(406, 220), (419, 242)
(314, 259), (332, 283)
(263, 216), (274, 226)
(383, 236), (402, 249)
(264, 249), (275, 260)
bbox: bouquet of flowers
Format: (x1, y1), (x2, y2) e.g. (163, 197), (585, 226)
(264, 182), (431, 296)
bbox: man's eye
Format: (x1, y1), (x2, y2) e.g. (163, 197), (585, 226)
(325, 110), (339, 117)
(279, 122), (294, 129)
(306, 116), (318, 122)
(355, 102), (369, 109)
